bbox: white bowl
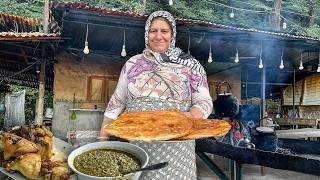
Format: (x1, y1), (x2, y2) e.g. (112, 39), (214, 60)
(68, 141), (149, 180)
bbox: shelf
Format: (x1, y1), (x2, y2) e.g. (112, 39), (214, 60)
(68, 108), (104, 112)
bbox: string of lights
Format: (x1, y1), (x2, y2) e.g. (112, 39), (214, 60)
(207, 0), (269, 14)
(206, 0), (320, 20)
(230, 0), (320, 19)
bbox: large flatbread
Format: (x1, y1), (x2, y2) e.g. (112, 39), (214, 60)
(104, 110), (193, 141)
(178, 119), (232, 140)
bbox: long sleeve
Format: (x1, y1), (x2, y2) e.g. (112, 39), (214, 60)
(104, 63), (128, 119)
(189, 70), (213, 118)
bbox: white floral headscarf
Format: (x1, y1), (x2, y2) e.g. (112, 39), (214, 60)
(144, 10), (205, 74)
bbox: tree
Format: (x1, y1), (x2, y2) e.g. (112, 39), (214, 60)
(273, 0), (282, 31)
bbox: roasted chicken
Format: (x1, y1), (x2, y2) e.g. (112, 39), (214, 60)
(6, 153), (41, 180)
(51, 161), (71, 180)
(2, 132), (39, 160)
(0, 126), (71, 180)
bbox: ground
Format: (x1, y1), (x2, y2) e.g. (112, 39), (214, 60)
(197, 154), (320, 180)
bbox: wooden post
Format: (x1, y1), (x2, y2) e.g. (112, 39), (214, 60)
(35, 45), (46, 125)
(43, 0), (49, 33)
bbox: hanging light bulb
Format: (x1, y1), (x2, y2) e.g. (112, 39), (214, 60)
(279, 60), (284, 69)
(121, 45), (126, 57)
(282, 21), (287, 29)
(299, 52), (304, 70)
(229, 9), (235, 18)
(187, 32), (191, 55)
(258, 42), (263, 69)
(169, 0), (173, 6)
(121, 29), (126, 57)
(317, 50), (320, 72)
(259, 58), (263, 69)
(35, 64), (40, 73)
(83, 24), (89, 54)
(208, 40), (213, 63)
(279, 49), (284, 69)
(234, 48), (239, 63)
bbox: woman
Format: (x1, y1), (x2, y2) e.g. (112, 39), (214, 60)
(100, 10), (213, 179)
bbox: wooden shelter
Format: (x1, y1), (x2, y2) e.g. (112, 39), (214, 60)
(0, 12), (62, 127)
(48, 1), (320, 139)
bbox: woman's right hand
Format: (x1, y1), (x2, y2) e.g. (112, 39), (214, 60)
(98, 128), (109, 141)
(98, 116), (113, 141)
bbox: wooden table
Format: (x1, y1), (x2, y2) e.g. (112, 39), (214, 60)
(276, 128), (320, 140)
(274, 118), (320, 129)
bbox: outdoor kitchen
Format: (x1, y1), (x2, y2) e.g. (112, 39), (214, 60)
(0, 1), (320, 180)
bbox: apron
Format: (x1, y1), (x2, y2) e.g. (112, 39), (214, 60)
(126, 97), (196, 180)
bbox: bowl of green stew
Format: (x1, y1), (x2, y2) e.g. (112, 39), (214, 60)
(68, 141), (149, 180)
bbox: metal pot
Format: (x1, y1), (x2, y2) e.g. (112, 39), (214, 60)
(251, 126), (278, 151)
(213, 81), (239, 119)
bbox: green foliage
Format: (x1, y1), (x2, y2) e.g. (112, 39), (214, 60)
(304, 24), (320, 38)
(0, 0), (44, 18)
(0, 0), (320, 38)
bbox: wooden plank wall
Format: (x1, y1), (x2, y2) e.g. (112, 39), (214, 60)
(283, 74), (320, 105)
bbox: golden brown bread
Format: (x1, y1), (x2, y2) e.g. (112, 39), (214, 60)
(178, 119), (232, 140)
(104, 110), (193, 141)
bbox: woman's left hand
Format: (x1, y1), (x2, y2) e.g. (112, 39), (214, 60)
(181, 107), (203, 118)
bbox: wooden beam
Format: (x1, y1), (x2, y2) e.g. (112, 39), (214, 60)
(0, 49), (33, 59)
(0, 36), (62, 41)
(20, 48), (29, 64)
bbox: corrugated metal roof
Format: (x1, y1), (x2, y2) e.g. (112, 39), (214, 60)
(0, 13), (40, 32)
(0, 13), (61, 41)
(50, 1), (146, 18)
(0, 32), (61, 41)
(50, 1), (320, 42)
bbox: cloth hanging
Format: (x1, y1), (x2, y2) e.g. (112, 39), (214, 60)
(4, 90), (25, 128)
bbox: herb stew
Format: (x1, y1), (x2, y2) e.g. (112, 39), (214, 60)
(73, 149), (141, 177)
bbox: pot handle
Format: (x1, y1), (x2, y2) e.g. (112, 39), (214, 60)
(216, 81), (232, 95)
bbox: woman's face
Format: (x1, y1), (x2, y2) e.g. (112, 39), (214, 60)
(148, 18), (173, 53)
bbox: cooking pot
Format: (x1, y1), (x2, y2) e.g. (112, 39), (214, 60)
(213, 81), (239, 119)
(251, 126), (278, 151)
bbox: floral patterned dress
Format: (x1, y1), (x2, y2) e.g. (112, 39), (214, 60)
(104, 53), (212, 180)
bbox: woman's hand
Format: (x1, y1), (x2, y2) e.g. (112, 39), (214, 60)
(98, 129), (109, 141)
(98, 116), (113, 141)
(181, 107), (204, 119)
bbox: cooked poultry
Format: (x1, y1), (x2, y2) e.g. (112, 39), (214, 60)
(2, 133), (39, 160)
(40, 158), (53, 180)
(36, 135), (53, 159)
(51, 161), (71, 180)
(6, 153), (41, 180)
(0, 126), (70, 180)
(0, 134), (4, 152)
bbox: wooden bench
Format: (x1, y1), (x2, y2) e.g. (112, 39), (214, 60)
(274, 118), (319, 129)
(276, 128), (320, 140)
